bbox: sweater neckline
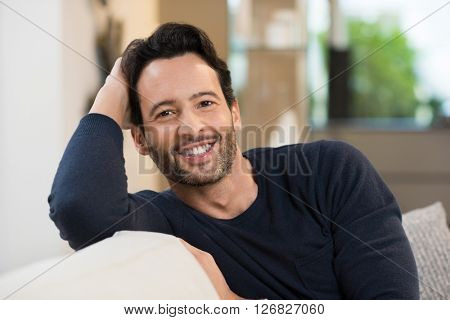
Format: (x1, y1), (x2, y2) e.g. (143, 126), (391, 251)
(165, 153), (264, 225)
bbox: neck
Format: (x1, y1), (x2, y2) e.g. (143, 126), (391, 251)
(168, 147), (258, 220)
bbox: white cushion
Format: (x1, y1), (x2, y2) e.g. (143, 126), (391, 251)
(0, 231), (219, 299)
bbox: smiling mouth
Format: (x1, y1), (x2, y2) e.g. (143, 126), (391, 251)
(176, 140), (217, 161)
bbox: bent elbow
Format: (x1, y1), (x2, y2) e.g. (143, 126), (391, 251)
(48, 193), (100, 250)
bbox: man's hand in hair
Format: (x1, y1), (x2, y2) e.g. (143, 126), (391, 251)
(89, 57), (132, 129)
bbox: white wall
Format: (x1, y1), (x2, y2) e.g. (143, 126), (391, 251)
(0, 0), (164, 275)
(0, 0), (98, 274)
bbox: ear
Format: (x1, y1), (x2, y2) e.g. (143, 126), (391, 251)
(230, 99), (242, 131)
(131, 125), (150, 156)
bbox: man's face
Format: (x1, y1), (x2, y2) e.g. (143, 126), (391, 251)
(133, 53), (241, 186)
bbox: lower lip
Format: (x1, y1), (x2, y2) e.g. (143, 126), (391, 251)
(178, 142), (216, 164)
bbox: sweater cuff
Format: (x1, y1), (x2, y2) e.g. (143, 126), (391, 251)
(75, 113), (124, 150)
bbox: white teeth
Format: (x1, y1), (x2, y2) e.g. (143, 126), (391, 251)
(182, 143), (212, 156)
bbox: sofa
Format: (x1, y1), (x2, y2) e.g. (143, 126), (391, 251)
(0, 202), (448, 299)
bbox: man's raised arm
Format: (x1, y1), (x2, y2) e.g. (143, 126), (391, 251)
(48, 58), (172, 250)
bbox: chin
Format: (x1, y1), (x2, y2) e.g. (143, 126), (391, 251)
(169, 164), (229, 186)
(178, 171), (225, 187)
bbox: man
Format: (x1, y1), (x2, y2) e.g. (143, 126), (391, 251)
(48, 23), (419, 299)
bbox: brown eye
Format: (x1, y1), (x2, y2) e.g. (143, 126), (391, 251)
(158, 110), (175, 118)
(199, 101), (214, 108)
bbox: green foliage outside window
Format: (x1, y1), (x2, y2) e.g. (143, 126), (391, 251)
(347, 19), (419, 118)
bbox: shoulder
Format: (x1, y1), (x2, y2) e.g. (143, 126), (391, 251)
(242, 140), (373, 179)
(318, 139), (365, 157)
(307, 140), (376, 188)
(317, 140), (370, 169)
(128, 189), (183, 234)
(243, 139), (366, 166)
(128, 189), (174, 210)
(132, 189), (162, 200)
(243, 140), (324, 161)
(243, 141), (322, 176)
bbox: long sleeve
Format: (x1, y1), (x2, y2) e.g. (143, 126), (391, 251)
(319, 141), (420, 299)
(48, 113), (173, 250)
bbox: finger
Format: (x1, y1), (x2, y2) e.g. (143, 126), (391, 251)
(113, 57), (122, 68)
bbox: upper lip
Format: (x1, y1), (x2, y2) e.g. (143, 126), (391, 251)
(178, 139), (217, 153)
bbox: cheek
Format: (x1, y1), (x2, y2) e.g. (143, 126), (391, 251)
(209, 110), (233, 132)
(145, 127), (177, 152)
(218, 120), (235, 138)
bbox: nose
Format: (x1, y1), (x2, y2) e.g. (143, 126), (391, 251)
(177, 109), (206, 142)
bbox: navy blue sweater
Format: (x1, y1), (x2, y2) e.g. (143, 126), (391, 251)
(48, 114), (419, 299)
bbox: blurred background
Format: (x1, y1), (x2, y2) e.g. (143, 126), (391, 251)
(0, 0), (449, 274)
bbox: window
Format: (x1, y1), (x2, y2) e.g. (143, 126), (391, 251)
(308, 0), (450, 129)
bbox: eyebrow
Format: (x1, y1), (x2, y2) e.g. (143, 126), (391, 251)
(149, 91), (220, 116)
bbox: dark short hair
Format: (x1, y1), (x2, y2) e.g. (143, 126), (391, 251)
(121, 22), (235, 126)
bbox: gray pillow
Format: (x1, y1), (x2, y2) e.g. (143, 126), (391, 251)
(403, 202), (450, 300)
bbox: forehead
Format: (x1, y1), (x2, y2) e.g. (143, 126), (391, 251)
(137, 53), (223, 102)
